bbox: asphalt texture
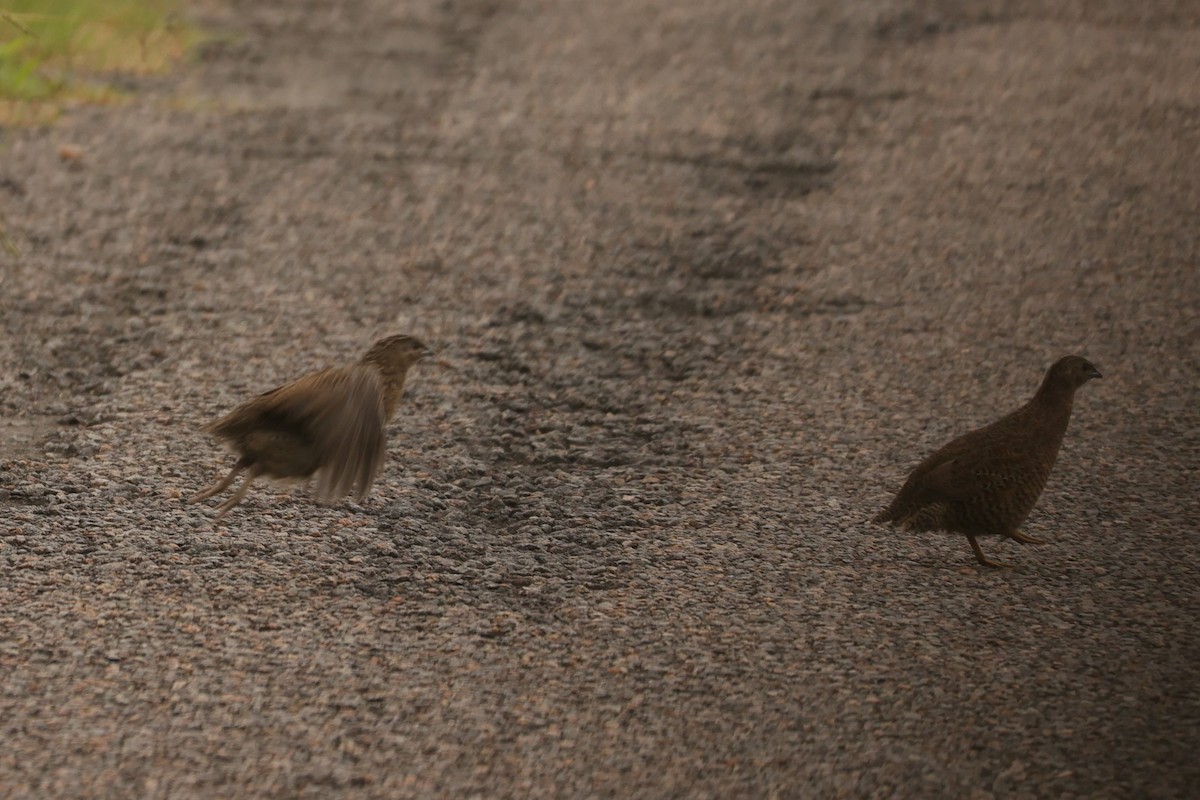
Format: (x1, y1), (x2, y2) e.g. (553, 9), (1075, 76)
(1, 1), (1198, 797)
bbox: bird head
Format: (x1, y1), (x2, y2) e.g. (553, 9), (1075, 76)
(1045, 355), (1102, 392)
(360, 334), (431, 420)
(360, 334), (431, 372)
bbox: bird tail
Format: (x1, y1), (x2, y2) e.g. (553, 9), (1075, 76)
(872, 501), (900, 525)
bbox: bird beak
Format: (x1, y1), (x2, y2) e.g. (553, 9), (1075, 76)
(1088, 365), (1103, 379)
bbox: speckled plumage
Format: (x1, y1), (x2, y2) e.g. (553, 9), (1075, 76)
(190, 335), (429, 519)
(875, 355), (1102, 567)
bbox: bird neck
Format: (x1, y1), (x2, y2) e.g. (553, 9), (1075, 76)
(1034, 369), (1076, 400)
(377, 367), (410, 420)
(1030, 381), (1076, 427)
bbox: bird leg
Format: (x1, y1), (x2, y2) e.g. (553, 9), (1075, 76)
(214, 466), (263, 520)
(189, 460), (247, 503)
(966, 534), (1010, 569)
(1009, 529), (1045, 545)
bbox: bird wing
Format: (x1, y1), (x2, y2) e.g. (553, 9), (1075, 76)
(209, 366), (387, 501)
(306, 365), (387, 502)
(203, 368), (344, 440)
(920, 446), (1029, 500)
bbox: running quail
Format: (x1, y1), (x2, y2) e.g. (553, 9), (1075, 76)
(875, 355), (1102, 568)
(190, 334), (429, 519)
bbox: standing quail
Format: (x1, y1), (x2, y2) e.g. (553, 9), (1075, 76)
(875, 355), (1102, 568)
(190, 334), (429, 519)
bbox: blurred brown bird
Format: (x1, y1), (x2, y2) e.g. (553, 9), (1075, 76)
(875, 355), (1102, 568)
(190, 334), (429, 519)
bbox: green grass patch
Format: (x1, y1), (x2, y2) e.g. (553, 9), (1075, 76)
(1, 1), (203, 125)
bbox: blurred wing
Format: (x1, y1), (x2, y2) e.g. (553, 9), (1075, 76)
(205, 368), (343, 440)
(308, 365), (387, 502)
(203, 365), (387, 501)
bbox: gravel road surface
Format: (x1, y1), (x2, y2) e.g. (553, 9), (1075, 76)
(1, 0), (1198, 797)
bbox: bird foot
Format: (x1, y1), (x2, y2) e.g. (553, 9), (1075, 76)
(190, 464), (245, 505)
(1009, 529), (1045, 545)
(213, 498), (239, 520)
(966, 534), (1011, 569)
(188, 484), (225, 504)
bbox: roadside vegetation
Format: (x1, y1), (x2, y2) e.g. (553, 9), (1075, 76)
(0, 1), (201, 126)
(1, 1), (204, 256)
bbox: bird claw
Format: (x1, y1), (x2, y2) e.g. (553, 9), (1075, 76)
(966, 534), (1011, 569)
(1010, 529), (1045, 545)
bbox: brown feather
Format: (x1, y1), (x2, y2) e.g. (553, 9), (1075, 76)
(875, 355), (1101, 567)
(191, 335), (429, 518)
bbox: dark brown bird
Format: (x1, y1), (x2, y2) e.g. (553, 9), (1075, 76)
(190, 334), (429, 519)
(875, 355), (1102, 568)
